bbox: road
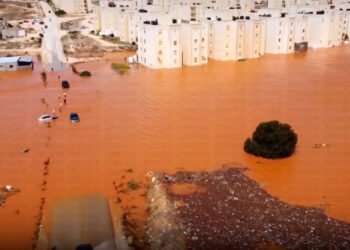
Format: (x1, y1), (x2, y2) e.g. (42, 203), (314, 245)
(39, 1), (67, 72)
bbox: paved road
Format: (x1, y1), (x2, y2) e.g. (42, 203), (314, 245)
(51, 195), (117, 250)
(39, 1), (67, 71)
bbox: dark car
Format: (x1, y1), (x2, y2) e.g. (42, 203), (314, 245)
(70, 112), (80, 123)
(62, 80), (70, 89)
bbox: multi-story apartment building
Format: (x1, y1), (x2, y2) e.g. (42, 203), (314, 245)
(294, 15), (309, 51)
(137, 22), (182, 68)
(53, 0), (92, 14)
(308, 11), (348, 48)
(208, 19), (248, 60)
(170, 3), (204, 21)
(181, 22), (209, 66)
(265, 16), (296, 53)
(245, 18), (266, 58)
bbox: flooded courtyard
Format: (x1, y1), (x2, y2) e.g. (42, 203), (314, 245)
(0, 46), (349, 249)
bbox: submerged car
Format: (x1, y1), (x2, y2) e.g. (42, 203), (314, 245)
(62, 80), (70, 89)
(70, 112), (80, 123)
(38, 114), (53, 122)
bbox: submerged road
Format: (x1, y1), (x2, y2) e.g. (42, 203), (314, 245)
(39, 1), (67, 72)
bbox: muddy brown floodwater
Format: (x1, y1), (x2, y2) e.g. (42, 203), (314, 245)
(0, 46), (350, 249)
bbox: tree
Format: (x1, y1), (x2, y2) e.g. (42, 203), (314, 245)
(79, 71), (91, 77)
(244, 120), (298, 159)
(55, 9), (66, 16)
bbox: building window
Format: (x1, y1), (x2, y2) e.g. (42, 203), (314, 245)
(202, 38), (205, 42)
(173, 40), (177, 46)
(194, 39), (198, 43)
(159, 30), (162, 35)
(159, 41), (162, 45)
(194, 57), (197, 62)
(159, 50), (162, 55)
(10, 65), (13, 68)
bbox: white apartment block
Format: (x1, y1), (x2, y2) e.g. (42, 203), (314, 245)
(53, 0), (91, 14)
(93, 5), (119, 35)
(293, 16), (309, 50)
(208, 21), (237, 61)
(245, 18), (266, 58)
(308, 11), (348, 48)
(265, 16), (296, 53)
(181, 22), (209, 66)
(137, 23), (182, 68)
(170, 4), (204, 21)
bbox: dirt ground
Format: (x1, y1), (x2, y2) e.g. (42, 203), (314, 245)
(62, 31), (120, 58)
(150, 166), (350, 249)
(0, 1), (43, 20)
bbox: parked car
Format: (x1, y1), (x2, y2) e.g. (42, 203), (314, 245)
(70, 112), (80, 123)
(38, 114), (53, 123)
(62, 80), (70, 89)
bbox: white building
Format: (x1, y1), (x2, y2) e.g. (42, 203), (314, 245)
(181, 22), (208, 66)
(137, 22), (182, 68)
(0, 56), (33, 71)
(308, 11), (348, 48)
(93, 5), (119, 35)
(170, 3), (204, 21)
(265, 16), (296, 54)
(208, 18), (265, 61)
(293, 15), (309, 51)
(53, 0), (92, 14)
(208, 20), (247, 61)
(245, 18), (266, 58)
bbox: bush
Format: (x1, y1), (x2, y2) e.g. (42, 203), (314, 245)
(79, 70), (91, 77)
(111, 63), (130, 75)
(55, 9), (66, 16)
(244, 120), (298, 159)
(127, 180), (140, 190)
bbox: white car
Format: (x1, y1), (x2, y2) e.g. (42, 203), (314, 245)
(38, 114), (53, 123)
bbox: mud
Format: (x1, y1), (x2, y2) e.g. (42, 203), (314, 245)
(0, 46), (350, 249)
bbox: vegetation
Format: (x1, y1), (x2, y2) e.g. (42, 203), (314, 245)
(79, 70), (91, 77)
(111, 63), (130, 75)
(127, 180), (140, 190)
(55, 9), (66, 16)
(244, 120), (298, 159)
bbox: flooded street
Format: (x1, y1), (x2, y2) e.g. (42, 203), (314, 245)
(0, 47), (350, 249)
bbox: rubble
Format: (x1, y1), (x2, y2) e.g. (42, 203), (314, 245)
(150, 167), (350, 249)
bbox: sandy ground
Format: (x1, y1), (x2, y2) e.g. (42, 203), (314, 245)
(0, 47), (350, 249)
(0, 1), (43, 20)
